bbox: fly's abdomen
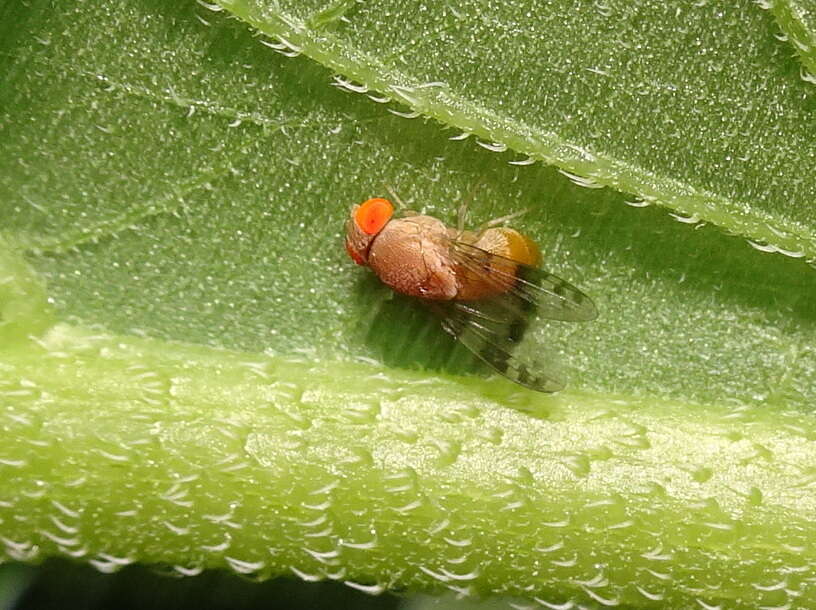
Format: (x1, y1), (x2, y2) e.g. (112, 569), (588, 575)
(455, 228), (540, 300)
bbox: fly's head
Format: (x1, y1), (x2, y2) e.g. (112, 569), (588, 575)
(345, 197), (394, 266)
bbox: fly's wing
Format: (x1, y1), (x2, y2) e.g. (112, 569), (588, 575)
(430, 299), (567, 393)
(426, 239), (597, 393)
(447, 240), (598, 322)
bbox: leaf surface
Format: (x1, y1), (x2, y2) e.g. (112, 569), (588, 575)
(221, 0), (816, 258)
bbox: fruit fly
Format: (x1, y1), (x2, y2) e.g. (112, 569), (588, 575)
(345, 197), (597, 392)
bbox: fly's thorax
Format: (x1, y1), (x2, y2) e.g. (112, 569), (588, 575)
(367, 216), (458, 300)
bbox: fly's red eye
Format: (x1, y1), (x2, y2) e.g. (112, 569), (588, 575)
(355, 198), (394, 235)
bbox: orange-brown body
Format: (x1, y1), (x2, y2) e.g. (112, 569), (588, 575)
(346, 205), (540, 301)
(345, 197), (597, 393)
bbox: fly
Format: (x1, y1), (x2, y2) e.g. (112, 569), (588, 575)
(345, 197), (597, 392)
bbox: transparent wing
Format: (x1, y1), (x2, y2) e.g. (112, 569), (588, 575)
(430, 299), (567, 393)
(423, 238), (597, 393)
(446, 240), (598, 322)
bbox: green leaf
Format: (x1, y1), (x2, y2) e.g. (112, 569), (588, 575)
(220, 0), (816, 259)
(2, 1), (816, 608)
(769, 0), (816, 77)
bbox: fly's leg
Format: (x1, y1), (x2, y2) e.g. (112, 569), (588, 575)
(384, 183), (408, 209)
(479, 208), (528, 232)
(456, 176), (485, 236)
(456, 200), (469, 236)
(383, 183), (421, 217)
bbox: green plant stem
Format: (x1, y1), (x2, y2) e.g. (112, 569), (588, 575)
(1, 322), (815, 607)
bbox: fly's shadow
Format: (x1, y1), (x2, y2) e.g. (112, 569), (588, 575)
(353, 272), (572, 395)
(352, 274), (482, 378)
